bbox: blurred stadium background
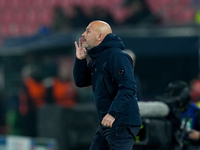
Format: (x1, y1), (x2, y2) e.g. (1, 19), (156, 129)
(0, 0), (199, 149)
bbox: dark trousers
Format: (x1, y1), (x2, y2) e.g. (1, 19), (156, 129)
(89, 126), (140, 150)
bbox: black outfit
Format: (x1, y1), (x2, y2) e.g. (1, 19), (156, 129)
(73, 33), (142, 149)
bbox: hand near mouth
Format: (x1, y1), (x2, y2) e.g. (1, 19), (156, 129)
(75, 38), (87, 60)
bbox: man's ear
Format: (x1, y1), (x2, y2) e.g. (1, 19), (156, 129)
(97, 33), (104, 42)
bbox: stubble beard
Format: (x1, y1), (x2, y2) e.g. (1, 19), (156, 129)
(82, 42), (88, 49)
(82, 41), (91, 50)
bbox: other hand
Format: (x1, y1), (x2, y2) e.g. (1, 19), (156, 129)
(188, 129), (200, 141)
(101, 114), (115, 128)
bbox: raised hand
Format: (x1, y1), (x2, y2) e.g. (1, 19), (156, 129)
(74, 38), (87, 60)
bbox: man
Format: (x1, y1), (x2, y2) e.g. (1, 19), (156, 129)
(73, 20), (142, 150)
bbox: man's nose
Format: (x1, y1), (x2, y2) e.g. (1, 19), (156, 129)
(81, 31), (86, 37)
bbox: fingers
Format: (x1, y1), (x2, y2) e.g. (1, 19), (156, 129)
(74, 41), (78, 50)
(101, 114), (115, 128)
(101, 120), (112, 128)
(74, 39), (87, 60)
(75, 38), (83, 49)
(79, 38), (82, 47)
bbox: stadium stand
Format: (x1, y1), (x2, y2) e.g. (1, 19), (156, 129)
(0, 0), (124, 39)
(0, 0), (197, 41)
(146, 0), (195, 25)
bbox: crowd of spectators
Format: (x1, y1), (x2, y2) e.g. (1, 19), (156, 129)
(0, 0), (200, 40)
(47, 0), (200, 33)
(48, 0), (159, 33)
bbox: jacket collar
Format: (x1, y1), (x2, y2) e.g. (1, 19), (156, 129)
(88, 33), (125, 59)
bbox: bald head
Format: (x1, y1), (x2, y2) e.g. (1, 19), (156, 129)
(81, 20), (113, 49)
(89, 21), (112, 38)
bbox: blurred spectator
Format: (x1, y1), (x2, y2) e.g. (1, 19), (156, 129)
(5, 95), (21, 135)
(122, 0), (159, 26)
(44, 59), (77, 107)
(89, 6), (116, 26)
(124, 49), (143, 100)
(190, 73), (200, 108)
(37, 26), (51, 36)
(50, 5), (71, 32)
(18, 64), (46, 137)
(159, 81), (200, 150)
(146, 0), (195, 26)
(69, 5), (90, 28)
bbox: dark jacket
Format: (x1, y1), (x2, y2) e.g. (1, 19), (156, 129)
(181, 103), (200, 145)
(73, 33), (142, 127)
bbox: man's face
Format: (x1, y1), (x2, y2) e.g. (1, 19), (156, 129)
(81, 23), (99, 50)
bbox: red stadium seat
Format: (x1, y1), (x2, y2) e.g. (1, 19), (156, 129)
(11, 10), (25, 23)
(57, 0), (72, 6)
(4, 11), (13, 23)
(9, 0), (21, 9)
(37, 9), (53, 26)
(24, 9), (38, 23)
(0, 0), (8, 8)
(1, 23), (21, 37)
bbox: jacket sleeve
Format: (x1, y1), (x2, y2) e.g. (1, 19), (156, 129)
(107, 51), (137, 118)
(73, 57), (91, 87)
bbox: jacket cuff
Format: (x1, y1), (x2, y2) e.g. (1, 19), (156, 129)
(108, 111), (120, 119)
(76, 57), (86, 61)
